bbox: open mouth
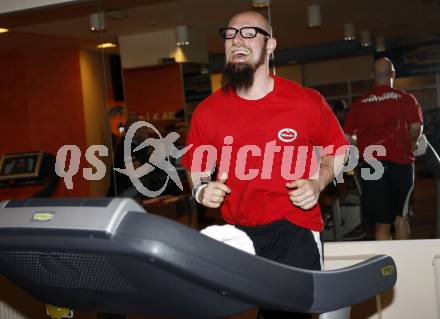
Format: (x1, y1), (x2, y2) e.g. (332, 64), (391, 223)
(234, 51), (248, 58)
(231, 48), (250, 59)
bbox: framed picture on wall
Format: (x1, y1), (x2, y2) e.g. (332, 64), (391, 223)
(0, 152), (43, 181)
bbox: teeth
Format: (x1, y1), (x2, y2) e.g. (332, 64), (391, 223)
(232, 48), (249, 55)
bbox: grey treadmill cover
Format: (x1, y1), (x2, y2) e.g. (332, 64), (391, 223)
(0, 198), (396, 318)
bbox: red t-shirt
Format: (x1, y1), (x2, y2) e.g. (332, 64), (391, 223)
(181, 76), (348, 231)
(344, 85), (423, 164)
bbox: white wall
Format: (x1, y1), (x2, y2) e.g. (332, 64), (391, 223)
(303, 56), (374, 86)
(324, 239), (440, 319)
(119, 28), (208, 69)
(79, 49), (112, 196)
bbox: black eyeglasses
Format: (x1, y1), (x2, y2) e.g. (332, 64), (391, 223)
(219, 27), (271, 40)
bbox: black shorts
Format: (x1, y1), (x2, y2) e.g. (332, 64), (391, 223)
(236, 220), (321, 270)
(236, 220), (321, 319)
(361, 160), (414, 225)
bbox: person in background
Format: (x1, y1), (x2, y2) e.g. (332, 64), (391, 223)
(107, 116), (151, 197)
(344, 57), (423, 240)
(331, 99), (348, 126)
(181, 11), (347, 319)
(109, 106), (127, 154)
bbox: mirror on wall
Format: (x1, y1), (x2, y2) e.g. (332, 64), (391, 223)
(96, 0), (440, 242)
(0, 0), (439, 242)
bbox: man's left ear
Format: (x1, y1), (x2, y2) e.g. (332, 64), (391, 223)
(266, 37), (277, 55)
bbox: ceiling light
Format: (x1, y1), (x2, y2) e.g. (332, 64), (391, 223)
(89, 12), (105, 32)
(175, 25), (189, 46)
(361, 30), (372, 47)
(0, 28), (9, 34)
(97, 42), (117, 49)
(307, 5), (321, 28)
(376, 36), (386, 52)
(252, 0), (271, 8)
(343, 23), (355, 41)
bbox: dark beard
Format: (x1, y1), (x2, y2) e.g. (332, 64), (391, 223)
(222, 41), (267, 92)
(221, 62), (255, 92)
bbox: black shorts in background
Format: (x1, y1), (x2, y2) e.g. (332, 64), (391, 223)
(361, 160), (414, 225)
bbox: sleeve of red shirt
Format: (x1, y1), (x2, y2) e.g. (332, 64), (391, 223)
(180, 101), (213, 172)
(343, 99), (359, 135)
(403, 93), (423, 125)
(306, 88), (349, 155)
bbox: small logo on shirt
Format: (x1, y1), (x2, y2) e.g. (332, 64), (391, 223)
(278, 128), (297, 142)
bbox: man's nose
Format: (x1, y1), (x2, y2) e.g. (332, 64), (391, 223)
(232, 32), (245, 45)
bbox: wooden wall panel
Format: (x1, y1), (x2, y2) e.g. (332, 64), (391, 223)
(123, 63), (184, 120)
(0, 48), (90, 198)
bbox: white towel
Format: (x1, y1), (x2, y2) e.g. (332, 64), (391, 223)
(201, 224), (256, 255)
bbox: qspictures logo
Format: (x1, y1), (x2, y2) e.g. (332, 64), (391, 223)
(114, 121), (190, 197)
(55, 121), (191, 197)
(55, 121), (386, 197)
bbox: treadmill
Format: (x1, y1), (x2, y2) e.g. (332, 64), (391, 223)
(0, 198), (396, 318)
(0, 152), (59, 198)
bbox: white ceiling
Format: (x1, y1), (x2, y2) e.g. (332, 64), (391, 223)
(1, 0), (440, 54)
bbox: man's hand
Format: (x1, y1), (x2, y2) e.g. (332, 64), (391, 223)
(411, 141), (418, 153)
(345, 133), (357, 145)
(198, 174), (231, 208)
(286, 179), (321, 210)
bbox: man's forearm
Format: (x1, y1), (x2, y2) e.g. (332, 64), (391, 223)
(186, 171), (211, 189)
(316, 154), (346, 191)
(186, 171), (212, 203)
(409, 122), (423, 145)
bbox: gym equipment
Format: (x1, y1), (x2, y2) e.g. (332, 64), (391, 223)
(415, 137), (440, 238)
(423, 108), (440, 156)
(0, 152), (59, 197)
(0, 198), (396, 318)
(323, 170), (365, 242)
(418, 139), (440, 182)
